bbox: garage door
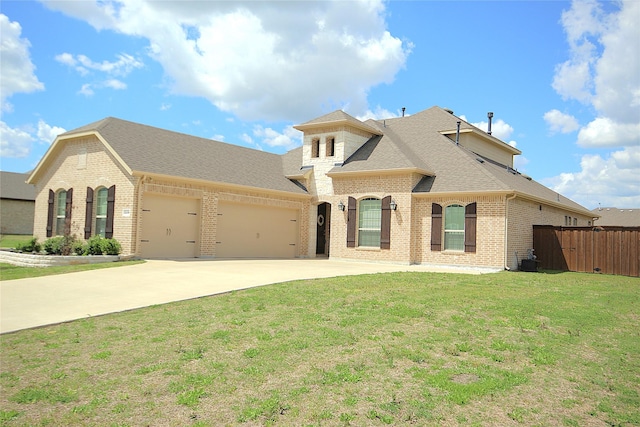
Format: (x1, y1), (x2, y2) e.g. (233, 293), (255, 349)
(140, 194), (200, 258)
(216, 202), (298, 258)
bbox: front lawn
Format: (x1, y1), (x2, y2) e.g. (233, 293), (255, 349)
(0, 235), (33, 249)
(0, 271), (638, 426)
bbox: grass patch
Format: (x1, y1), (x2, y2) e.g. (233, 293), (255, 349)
(0, 260), (144, 281)
(0, 235), (33, 249)
(0, 271), (637, 426)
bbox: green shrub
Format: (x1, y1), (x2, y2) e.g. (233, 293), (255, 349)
(43, 235), (78, 255)
(43, 236), (64, 255)
(15, 237), (41, 253)
(73, 240), (87, 256)
(85, 236), (121, 256)
(86, 236), (104, 255)
(101, 238), (121, 256)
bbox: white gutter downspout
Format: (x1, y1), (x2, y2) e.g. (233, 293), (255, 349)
(133, 175), (147, 257)
(504, 193), (517, 270)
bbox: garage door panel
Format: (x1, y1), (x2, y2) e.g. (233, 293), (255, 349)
(216, 202), (297, 258)
(140, 195), (200, 258)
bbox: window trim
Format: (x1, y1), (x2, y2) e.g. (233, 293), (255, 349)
(95, 187), (109, 237)
(444, 204), (465, 252)
(326, 137), (335, 157)
(311, 138), (320, 158)
(357, 197), (382, 248)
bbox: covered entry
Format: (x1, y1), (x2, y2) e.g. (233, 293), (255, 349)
(216, 201), (298, 258)
(140, 194), (200, 258)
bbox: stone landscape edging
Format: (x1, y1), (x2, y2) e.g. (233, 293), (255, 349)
(0, 250), (122, 267)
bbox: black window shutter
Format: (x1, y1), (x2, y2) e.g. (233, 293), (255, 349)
(64, 188), (73, 236)
(465, 202), (477, 253)
(105, 185), (116, 238)
(431, 203), (442, 251)
(46, 189), (55, 237)
(346, 196), (356, 248)
(381, 196), (391, 250)
(84, 187), (94, 239)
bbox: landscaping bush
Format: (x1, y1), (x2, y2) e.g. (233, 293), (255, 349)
(100, 238), (121, 256)
(86, 236), (121, 256)
(15, 237), (41, 253)
(43, 235), (78, 255)
(86, 236), (104, 255)
(43, 236), (64, 255)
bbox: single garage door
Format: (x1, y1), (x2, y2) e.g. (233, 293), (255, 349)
(140, 194), (200, 258)
(216, 201), (298, 258)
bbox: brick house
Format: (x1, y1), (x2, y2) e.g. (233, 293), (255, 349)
(27, 106), (594, 269)
(1, 171), (36, 235)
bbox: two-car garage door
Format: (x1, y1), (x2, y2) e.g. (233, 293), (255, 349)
(216, 201), (298, 258)
(139, 195), (298, 259)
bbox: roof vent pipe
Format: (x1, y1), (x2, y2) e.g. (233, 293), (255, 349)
(402, 107), (406, 117)
(456, 121), (461, 145)
(487, 112), (494, 135)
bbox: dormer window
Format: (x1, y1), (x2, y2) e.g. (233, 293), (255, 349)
(326, 137), (335, 157)
(312, 138), (320, 158)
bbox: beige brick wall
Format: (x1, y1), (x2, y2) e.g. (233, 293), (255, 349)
(327, 173), (417, 263)
(412, 194), (507, 269)
(1, 199), (35, 235)
(32, 136), (137, 254)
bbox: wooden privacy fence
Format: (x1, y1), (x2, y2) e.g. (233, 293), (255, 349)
(533, 225), (640, 277)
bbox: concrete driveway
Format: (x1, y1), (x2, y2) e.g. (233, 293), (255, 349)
(1, 259), (493, 334)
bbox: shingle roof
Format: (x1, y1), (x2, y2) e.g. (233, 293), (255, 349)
(59, 117), (307, 195)
(294, 110), (381, 134)
(0, 171), (35, 201)
(329, 106), (592, 215)
(592, 207), (640, 226)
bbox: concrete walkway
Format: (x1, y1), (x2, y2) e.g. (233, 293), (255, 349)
(1, 259), (495, 334)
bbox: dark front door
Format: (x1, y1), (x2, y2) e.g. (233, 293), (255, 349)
(316, 203), (330, 255)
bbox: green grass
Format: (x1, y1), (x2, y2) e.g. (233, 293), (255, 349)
(0, 271), (638, 426)
(0, 235), (33, 249)
(0, 260), (145, 281)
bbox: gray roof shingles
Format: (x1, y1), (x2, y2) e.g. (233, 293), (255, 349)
(55, 107), (591, 215)
(62, 117), (307, 195)
(0, 171), (35, 201)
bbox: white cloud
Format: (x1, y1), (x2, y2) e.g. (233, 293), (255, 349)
(543, 146), (640, 209)
(78, 84), (94, 96)
(461, 115), (515, 144)
(0, 119), (65, 158)
(356, 106), (399, 121)
(577, 117), (640, 147)
(37, 120), (66, 144)
(0, 121), (34, 158)
(160, 103), (171, 111)
(543, 109), (580, 134)
(41, 0), (411, 122)
(104, 79), (127, 90)
(56, 52), (143, 77)
(552, 0), (640, 148)
(0, 14), (44, 112)
(252, 125), (301, 150)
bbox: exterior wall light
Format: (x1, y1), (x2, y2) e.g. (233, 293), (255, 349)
(390, 199), (397, 211)
(338, 201), (345, 211)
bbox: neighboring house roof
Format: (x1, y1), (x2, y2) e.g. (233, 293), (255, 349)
(592, 207), (640, 226)
(29, 117), (307, 196)
(0, 171), (35, 201)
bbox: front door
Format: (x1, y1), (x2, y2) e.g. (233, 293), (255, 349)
(316, 203), (331, 256)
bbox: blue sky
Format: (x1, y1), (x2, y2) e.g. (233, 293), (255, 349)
(1, 0), (638, 209)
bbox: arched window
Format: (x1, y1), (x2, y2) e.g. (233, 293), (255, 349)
(95, 187), (109, 237)
(358, 198), (382, 247)
(444, 204), (465, 251)
(55, 190), (68, 236)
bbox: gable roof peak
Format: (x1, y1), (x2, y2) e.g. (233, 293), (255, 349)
(294, 110), (381, 135)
